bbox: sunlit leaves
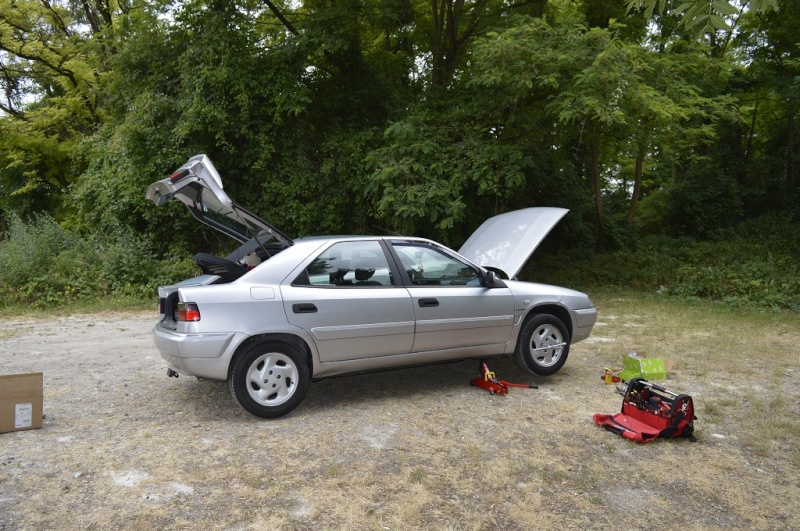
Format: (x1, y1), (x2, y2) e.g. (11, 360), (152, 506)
(626, 0), (778, 35)
(0, 0), (135, 219)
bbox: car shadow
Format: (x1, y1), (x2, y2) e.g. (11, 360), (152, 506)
(300, 356), (544, 414)
(172, 356), (549, 420)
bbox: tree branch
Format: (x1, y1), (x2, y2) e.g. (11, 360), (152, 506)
(261, 0), (298, 36)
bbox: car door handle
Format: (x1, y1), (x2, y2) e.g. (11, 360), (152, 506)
(292, 303), (318, 314)
(418, 298), (439, 308)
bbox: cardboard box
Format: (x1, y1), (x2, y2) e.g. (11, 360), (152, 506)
(0, 373), (43, 433)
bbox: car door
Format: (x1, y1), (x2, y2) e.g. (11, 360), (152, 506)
(282, 240), (415, 363)
(389, 241), (515, 353)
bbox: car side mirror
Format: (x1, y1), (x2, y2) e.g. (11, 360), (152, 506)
(483, 271), (507, 288)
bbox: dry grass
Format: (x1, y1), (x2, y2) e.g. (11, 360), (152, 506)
(0, 295), (799, 529)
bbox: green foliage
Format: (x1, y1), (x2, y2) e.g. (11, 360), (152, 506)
(0, 0), (797, 312)
(652, 161), (744, 238)
(0, 214), (195, 308)
(545, 215), (800, 310)
(665, 257), (800, 310)
(364, 115), (533, 243)
(625, 0), (778, 35)
(0, 0), (117, 222)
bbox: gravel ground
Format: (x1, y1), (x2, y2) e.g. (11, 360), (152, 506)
(0, 309), (798, 530)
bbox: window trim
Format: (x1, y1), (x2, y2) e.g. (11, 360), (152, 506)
(291, 239), (401, 288)
(388, 241), (484, 288)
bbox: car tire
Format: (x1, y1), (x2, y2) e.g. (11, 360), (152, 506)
(513, 314), (571, 376)
(229, 341), (310, 418)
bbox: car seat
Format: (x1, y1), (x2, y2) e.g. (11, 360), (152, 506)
(355, 268), (381, 285)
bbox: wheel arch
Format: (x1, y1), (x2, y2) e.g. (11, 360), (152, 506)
(524, 304), (573, 341)
(228, 333), (314, 380)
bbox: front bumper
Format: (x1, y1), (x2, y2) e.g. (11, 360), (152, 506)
(152, 323), (249, 380)
(572, 307), (598, 343)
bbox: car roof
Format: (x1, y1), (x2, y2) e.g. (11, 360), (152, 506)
(295, 235), (428, 243)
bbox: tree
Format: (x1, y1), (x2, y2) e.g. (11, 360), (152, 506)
(625, 0), (778, 36)
(0, 0), (133, 222)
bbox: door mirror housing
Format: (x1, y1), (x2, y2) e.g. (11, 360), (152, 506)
(483, 270), (507, 288)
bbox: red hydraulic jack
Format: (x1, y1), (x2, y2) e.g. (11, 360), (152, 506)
(470, 361), (538, 395)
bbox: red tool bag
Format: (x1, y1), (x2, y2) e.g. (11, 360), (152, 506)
(594, 378), (697, 443)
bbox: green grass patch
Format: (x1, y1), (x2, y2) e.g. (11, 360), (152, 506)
(0, 294), (156, 319)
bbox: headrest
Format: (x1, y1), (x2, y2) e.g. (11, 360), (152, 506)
(355, 268), (375, 281)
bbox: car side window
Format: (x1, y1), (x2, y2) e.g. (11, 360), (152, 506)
(392, 243), (482, 286)
(296, 241), (394, 287)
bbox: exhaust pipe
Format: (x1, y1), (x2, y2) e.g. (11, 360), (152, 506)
(167, 369), (180, 378)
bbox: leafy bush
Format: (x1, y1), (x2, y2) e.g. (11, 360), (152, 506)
(537, 214), (799, 311)
(663, 165), (744, 238)
(0, 214), (195, 308)
(2, 212), (796, 312)
(659, 215), (800, 310)
(664, 259), (800, 310)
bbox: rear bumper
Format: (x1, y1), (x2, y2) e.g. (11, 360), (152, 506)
(152, 324), (249, 380)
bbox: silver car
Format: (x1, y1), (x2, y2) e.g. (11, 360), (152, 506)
(147, 155), (598, 418)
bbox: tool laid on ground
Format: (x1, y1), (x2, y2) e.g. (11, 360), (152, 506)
(594, 378), (697, 443)
(469, 361), (538, 395)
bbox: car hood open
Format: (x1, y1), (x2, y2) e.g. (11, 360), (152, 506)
(146, 155), (292, 247)
(458, 207), (568, 279)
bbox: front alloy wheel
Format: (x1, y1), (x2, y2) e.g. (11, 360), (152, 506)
(513, 314), (571, 376)
(229, 341), (310, 418)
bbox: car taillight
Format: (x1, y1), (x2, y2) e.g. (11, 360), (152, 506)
(170, 168), (190, 183)
(177, 302), (201, 322)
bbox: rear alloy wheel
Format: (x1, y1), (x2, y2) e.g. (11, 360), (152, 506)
(229, 341), (310, 418)
(513, 314), (571, 376)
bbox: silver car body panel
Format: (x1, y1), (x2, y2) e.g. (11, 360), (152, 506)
(501, 279), (598, 343)
(147, 154), (228, 208)
(154, 236), (597, 381)
(157, 274), (220, 299)
(153, 326), (246, 378)
(458, 207), (568, 279)
(283, 283), (415, 362)
(404, 285), (514, 352)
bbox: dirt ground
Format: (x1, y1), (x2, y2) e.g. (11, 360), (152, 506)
(1, 301), (799, 530)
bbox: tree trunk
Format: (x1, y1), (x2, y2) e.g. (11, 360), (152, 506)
(590, 135), (604, 227)
(787, 106), (795, 204)
(627, 142), (646, 226)
(431, 0), (446, 85)
(745, 100), (759, 161)
(429, 0), (486, 86)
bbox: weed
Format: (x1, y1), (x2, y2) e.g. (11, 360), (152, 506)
(325, 463), (344, 476)
(464, 443), (483, 460)
(409, 467), (427, 483)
